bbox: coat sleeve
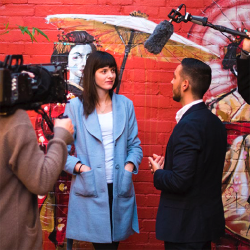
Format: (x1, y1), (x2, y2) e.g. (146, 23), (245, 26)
(125, 100), (143, 174)
(7, 113), (73, 195)
(154, 121), (201, 193)
(63, 100), (82, 175)
(237, 56), (250, 104)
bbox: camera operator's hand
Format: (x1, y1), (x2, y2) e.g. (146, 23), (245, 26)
(243, 32), (250, 52)
(54, 118), (74, 135)
(21, 70), (35, 78)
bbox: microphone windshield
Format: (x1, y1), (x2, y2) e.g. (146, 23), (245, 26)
(144, 20), (174, 55)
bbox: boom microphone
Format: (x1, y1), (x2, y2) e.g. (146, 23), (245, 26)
(186, 15), (208, 26)
(144, 4), (185, 55)
(144, 20), (174, 55)
(145, 3), (249, 55)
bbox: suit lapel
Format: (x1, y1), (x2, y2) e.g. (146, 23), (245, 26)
(163, 103), (206, 171)
(179, 102), (207, 122)
(112, 93), (126, 141)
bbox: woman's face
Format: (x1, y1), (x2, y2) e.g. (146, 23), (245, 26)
(95, 66), (116, 92)
(68, 44), (92, 83)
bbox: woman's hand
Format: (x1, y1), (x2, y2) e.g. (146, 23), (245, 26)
(124, 162), (134, 172)
(74, 163), (91, 173)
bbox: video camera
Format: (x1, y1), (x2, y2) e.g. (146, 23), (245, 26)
(0, 55), (68, 130)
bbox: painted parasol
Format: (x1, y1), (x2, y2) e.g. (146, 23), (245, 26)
(46, 14), (220, 93)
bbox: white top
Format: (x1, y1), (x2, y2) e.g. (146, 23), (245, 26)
(97, 111), (114, 183)
(175, 100), (203, 123)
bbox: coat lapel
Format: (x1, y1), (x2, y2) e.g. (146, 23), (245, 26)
(82, 108), (103, 142)
(112, 93), (126, 141)
(81, 93), (126, 142)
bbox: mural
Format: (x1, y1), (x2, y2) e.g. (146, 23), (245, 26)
(46, 13), (218, 93)
(35, 0), (250, 249)
(36, 12), (218, 248)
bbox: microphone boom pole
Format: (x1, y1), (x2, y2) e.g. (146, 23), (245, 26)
(168, 4), (249, 39)
(205, 23), (249, 39)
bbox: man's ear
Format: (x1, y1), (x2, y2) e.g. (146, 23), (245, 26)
(182, 79), (189, 92)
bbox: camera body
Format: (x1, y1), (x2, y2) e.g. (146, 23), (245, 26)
(0, 55), (68, 115)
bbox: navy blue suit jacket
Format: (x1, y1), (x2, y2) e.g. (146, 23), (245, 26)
(154, 102), (227, 243)
(237, 57), (250, 104)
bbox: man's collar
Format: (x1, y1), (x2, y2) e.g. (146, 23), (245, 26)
(175, 99), (203, 123)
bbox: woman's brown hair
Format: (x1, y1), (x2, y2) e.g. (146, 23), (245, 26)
(80, 51), (119, 118)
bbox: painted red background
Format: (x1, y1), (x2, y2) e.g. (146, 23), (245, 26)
(1, 0), (250, 249)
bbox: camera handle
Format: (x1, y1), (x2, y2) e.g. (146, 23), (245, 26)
(35, 107), (69, 133)
(35, 107), (54, 133)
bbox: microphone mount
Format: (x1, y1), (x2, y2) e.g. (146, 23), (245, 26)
(168, 4), (249, 39)
(168, 4), (186, 23)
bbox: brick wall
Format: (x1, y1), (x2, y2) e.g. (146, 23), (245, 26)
(1, 0), (250, 249)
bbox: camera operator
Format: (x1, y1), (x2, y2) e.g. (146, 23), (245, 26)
(237, 32), (250, 104)
(0, 107), (74, 250)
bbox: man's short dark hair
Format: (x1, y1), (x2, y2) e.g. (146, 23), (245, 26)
(180, 58), (211, 99)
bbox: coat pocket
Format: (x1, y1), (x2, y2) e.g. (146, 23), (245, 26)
(118, 169), (133, 198)
(73, 169), (98, 197)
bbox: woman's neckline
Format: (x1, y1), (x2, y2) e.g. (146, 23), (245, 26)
(97, 111), (113, 116)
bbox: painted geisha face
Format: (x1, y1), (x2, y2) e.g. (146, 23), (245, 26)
(68, 44), (92, 84)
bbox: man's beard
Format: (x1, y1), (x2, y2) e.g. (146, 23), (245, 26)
(173, 84), (181, 102)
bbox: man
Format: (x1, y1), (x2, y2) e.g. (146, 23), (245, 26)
(0, 109), (74, 250)
(148, 58), (227, 250)
(237, 32), (250, 104)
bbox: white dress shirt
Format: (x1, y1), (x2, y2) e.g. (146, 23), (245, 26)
(175, 100), (203, 123)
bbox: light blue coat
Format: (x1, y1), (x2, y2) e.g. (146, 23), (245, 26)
(63, 93), (143, 243)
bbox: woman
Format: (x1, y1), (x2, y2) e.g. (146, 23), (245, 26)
(64, 51), (143, 250)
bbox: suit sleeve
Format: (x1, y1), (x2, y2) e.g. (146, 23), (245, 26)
(7, 115), (73, 195)
(63, 100), (82, 174)
(125, 100), (143, 174)
(237, 57), (250, 104)
(154, 121), (201, 193)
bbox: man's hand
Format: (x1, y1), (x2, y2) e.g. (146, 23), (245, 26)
(54, 118), (74, 135)
(242, 32), (250, 52)
(148, 154), (164, 174)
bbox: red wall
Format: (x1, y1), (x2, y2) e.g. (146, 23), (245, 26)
(1, 0), (250, 249)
